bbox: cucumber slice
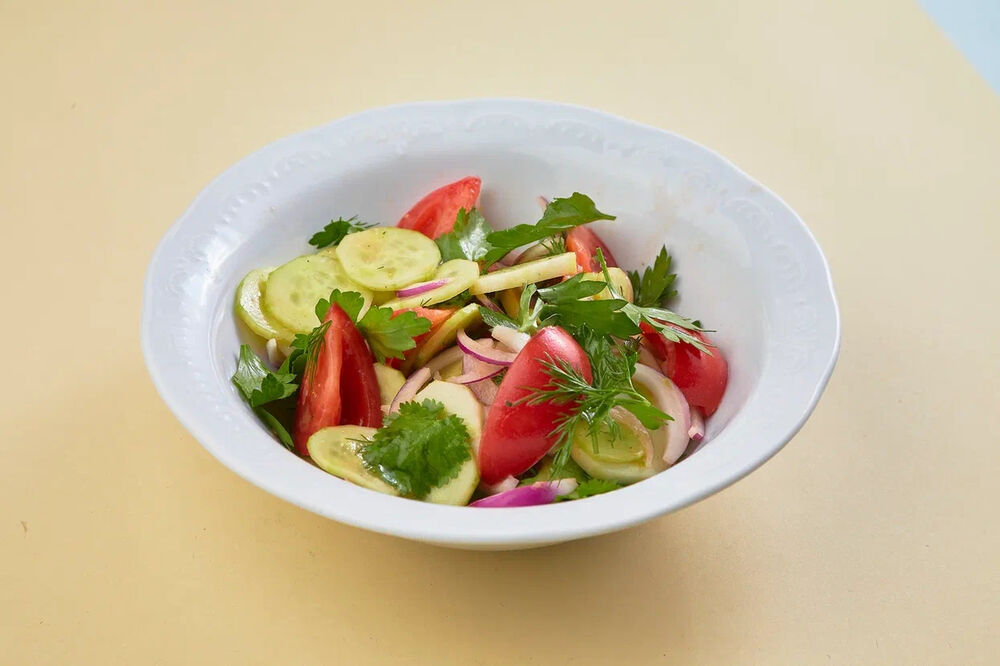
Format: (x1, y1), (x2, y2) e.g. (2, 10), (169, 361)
(235, 268), (295, 344)
(307, 426), (399, 496)
(414, 381), (482, 505)
(402, 303), (481, 373)
(336, 227), (441, 291)
(581, 267), (634, 302)
(571, 408), (658, 483)
(264, 254), (373, 335)
(373, 363), (406, 405)
(384, 259), (480, 310)
(470, 252), (577, 294)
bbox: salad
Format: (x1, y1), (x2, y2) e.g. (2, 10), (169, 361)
(232, 176), (728, 507)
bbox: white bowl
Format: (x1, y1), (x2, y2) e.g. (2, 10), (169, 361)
(142, 99), (840, 550)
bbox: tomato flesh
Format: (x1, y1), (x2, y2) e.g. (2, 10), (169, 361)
(640, 322), (728, 416)
(397, 176), (481, 239)
(566, 226), (618, 273)
(477, 327), (593, 484)
(384, 307), (455, 370)
(293, 304), (382, 455)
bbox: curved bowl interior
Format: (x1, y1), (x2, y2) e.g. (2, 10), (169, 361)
(142, 100), (839, 549)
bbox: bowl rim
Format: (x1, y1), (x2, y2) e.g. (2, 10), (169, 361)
(142, 98), (841, 547)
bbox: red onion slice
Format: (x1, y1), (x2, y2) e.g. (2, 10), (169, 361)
(480, 476), (518, 495)
(637, 344), (660, 369)
(475, 293), (503, 312)
(470, 479), (578, 508)
(387, 367), (432, 414)
(688, 408), (705, 442)
(449, 351), (505, 384)
(457, 329), (517, 366)
(396, 278), (450, 297)
(491, 326), (530, 353)
(468, 377), (499, 405)
(424, 345), (463, 375)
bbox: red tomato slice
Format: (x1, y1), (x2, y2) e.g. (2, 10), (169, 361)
(338, 309), (383, 429)
(396, 176), (481, 239)
(478, 327), (593, 484)
(640, 321), (728, 416)
(566, 226), (618, 273)
(384, 307), (455, 370)
(293, 308), (345, 455)
(293, 304), (383, 455)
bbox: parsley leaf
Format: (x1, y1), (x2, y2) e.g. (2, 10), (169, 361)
(627, 246), (677, 307)
(308, 216), (374, 249)
(559, 478), (621, 500)
(481, 193), (615, 265)
(315, 289), (433, 362)
(232, 345), (297, 408)
(536, 273), (607, 304)
(435, 208), (493, 262)
(358, 306), (432, 362)
(231, 345), (298, 450)
(359, 399), (472, 498)
(478, 305), (518, 330)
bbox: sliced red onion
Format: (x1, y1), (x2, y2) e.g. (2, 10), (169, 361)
(637, 344), (660, 369)
(457, 329), (517, 366)
(449, 350), (505, 385)
(537, 195), (550, 209)
(688, 408), (705, 442)
(513, 243), (549, 265)
(424, 345), (463, 375)
(396, 278), (450, 297)
(631, 364), (691, 465)
(475, 293), (503, 311)
(491, 326), (530, 353)
(470, 479), (578, 508)
(480, 476), (518, 495)
(388, 366), (432, 414)
(468, 378), (499, 405)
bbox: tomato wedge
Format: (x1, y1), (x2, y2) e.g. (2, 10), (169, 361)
(640, 321), (728, 416)
(478, 327), (593, 484)
(397, 176), (481, 239)
(566, 225), (618, 273)
(385, 306), (455, 370)
(293, 304), (382, 455)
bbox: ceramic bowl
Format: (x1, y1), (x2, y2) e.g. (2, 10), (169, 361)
(142, 99), (840, 549)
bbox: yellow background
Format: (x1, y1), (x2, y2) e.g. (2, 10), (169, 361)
(3, 0), (998, 663)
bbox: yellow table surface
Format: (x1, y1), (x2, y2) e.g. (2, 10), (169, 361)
(3, 0), (998, 663)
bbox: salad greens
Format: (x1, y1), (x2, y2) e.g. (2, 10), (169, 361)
(231, 177), (727, 508)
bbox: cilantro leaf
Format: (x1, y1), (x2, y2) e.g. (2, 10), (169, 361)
(308, 216), (374, 249)
(359, 399), (472, 498)
(315, 289), (366, 322)
(231, 345), (298, 451)
(560, 478), (621, 500)
(536, 273), (607, 304)
(314, 289), (433, 363)
(627, 246), (677, 308)
(358, 305), (432, 362)
(435, 208), (493, 262)
(481, 193), (615, 265)
(232, 345), (297, 407)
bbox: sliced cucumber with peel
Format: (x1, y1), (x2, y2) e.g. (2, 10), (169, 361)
(264, 254), (373, 335)
(414, 381), (482, 505)
(307, 426), (399, 495)
(384, 259), (480, 310)
(581, 266), (634, 302)
(571, 408), (658, 483)
(402, 303), (481, 373)
(470, 252), (577, 294)
(373, 363), (406, 405)
(336, 227), (441, 291)
(235, 268), (295, 344)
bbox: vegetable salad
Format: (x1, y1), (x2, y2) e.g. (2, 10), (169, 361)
(232, 177), (728, 507)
